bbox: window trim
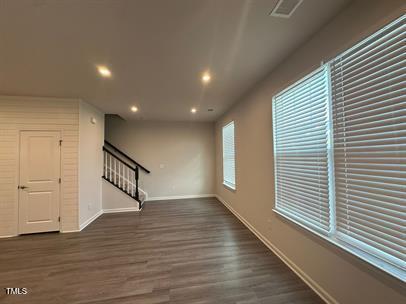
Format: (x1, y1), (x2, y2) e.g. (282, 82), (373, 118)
(271, 15), (405, 282)
(222, 121), (236, 191)
(273, 209), (405, 282)
(272, 86), (406, 282)
(223, 181), (236, 191)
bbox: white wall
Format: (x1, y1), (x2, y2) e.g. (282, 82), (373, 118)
(79, 101), (104, 229)
(102, 179), (139, 212)
(0, 96), (80, 236)
(215, 1), (405, 303)
(105, 117), (215, 200)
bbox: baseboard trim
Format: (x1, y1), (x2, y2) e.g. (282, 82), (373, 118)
(0, 234), (18, 238)
(147, 194), (215, 201)
(215, 195), (337, 304)
(103, 207), (140, 213)
(60, 229), (80, 233)
(79, 209), (103, 231)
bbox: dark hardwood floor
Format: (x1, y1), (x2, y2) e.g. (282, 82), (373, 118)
(0, 198), (323, 304)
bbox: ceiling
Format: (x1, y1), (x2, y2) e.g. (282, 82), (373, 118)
(0, 0), (351, 121)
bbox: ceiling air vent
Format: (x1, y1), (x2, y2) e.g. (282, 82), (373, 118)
(270, 0), (303, 18)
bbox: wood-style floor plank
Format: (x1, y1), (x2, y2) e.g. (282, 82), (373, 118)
(0, 198), (323, 304)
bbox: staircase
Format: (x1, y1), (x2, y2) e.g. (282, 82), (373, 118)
(102, 141), (150, 209)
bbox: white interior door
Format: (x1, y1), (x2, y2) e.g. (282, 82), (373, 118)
(19, 131), (61, 234)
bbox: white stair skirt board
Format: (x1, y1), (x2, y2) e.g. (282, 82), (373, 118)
(215, 195), (337, 304)
(103, 207), (140, 213)
(147, 194), (216, 202)
(102, 179), (140, 212)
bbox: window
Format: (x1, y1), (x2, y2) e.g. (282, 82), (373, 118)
(222, 121), (236, 189)
(330, 15), (406, 277)
(273, 66), (333, 235)
(272, 15), (405, 281)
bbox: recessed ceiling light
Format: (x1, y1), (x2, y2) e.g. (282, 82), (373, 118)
(191, 108), (197, 113)
(131, 106), (138, 112)
(202, 72), (211, 84)
(97, 65), (112, 78)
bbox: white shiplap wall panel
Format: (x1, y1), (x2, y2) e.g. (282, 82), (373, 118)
(0, 129), (18, 236)
(0, 96), (80, 236)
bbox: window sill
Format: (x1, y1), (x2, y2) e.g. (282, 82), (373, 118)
(273, 208), (405, 283)
(223, 182), (236, 192)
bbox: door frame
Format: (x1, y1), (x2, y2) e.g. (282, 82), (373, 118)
(17, 129), (63, 234)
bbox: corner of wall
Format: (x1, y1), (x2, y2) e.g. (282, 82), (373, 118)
(78, 101), (105, 228)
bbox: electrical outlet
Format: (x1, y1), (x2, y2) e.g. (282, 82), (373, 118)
(88, 203), (92, 211)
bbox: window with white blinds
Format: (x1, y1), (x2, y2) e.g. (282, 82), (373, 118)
(222, 121), (236, 189)
(273, 67), (333, 235)
(330, 15), (406, 276)
(272, 15), (405, 281)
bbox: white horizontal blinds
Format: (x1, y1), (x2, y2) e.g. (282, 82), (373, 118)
(273, 67), (332, 234)
(222, 121), (236, 189)
(331, 15), (406, 269)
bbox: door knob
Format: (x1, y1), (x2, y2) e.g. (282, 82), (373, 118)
(18, 185), (28, 189)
